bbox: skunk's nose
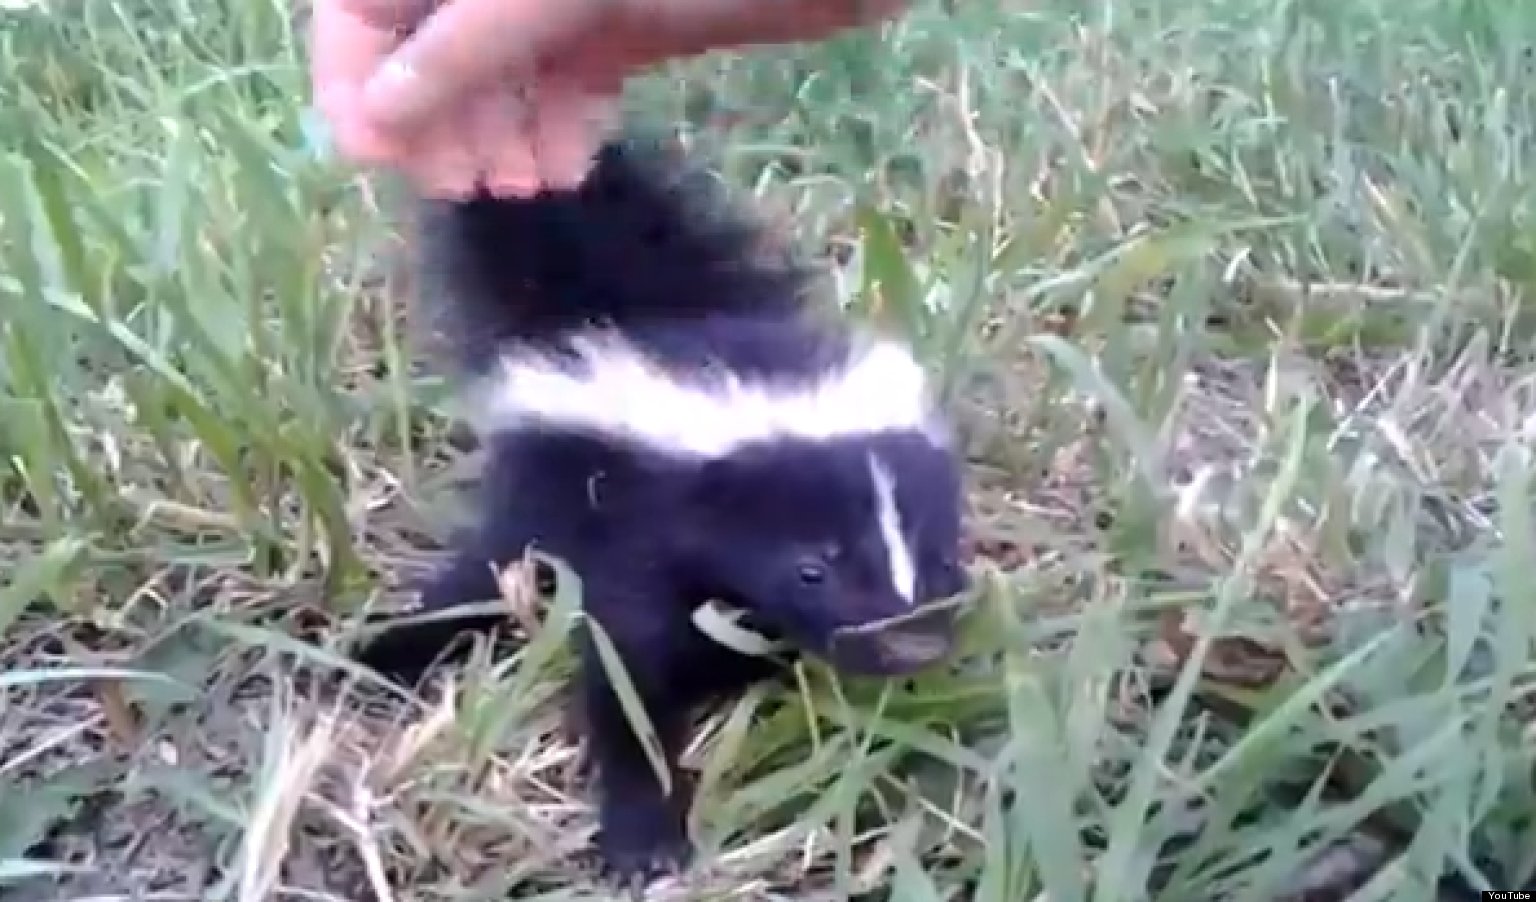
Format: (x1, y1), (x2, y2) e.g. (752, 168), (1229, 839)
(827, 605), (955, 675)
(872, 628), (951, 669)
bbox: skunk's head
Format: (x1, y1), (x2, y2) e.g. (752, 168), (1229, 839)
(685, 430), (968, 675)
(479, 329), (969, 675)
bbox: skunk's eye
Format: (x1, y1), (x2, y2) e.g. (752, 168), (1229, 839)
(797, 561), (827, 585)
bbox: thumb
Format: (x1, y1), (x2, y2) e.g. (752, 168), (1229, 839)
(310, 0), (412, 164)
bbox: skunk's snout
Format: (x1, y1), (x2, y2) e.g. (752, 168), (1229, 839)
(826, 605), (955, 676)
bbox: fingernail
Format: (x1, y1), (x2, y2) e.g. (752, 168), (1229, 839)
(539, 153), (594, 191)
(484, 171), (545, 198)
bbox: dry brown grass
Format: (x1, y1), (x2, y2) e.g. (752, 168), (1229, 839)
(6, 0), (1536, 899)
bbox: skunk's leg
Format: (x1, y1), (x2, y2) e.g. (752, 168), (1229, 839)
(353, 525), (523, 687)
(576, 590), (696, 884)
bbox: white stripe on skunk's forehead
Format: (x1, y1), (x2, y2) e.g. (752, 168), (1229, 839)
(473, 331), (942, 458)
(867, 453), (917, 604)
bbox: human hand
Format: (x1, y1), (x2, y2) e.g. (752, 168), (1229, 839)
(310, 0), (619, 197)
(311, 0), (908, 198)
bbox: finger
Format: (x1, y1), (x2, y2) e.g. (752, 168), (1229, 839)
(310, 0), (410, 164)
(360, 0), (607, 134)
(635, 0), (911, 55)
(403, 100), (490, 199)
(527, 82), (622, 192)
(472, 87), (544, 197)
(553, 0), (913, 75)
(340, 0), (436, 31)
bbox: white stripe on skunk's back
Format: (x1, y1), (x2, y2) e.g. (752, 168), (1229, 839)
(473, 331), (945, 458)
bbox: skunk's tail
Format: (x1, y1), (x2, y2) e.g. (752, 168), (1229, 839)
(411, 135), (807, 376)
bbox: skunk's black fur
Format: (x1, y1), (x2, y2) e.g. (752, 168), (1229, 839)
(414, 139), (845, 385)
(357, 136), (969, 884)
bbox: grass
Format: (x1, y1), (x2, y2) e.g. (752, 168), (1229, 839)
(3, 0), (1536, 898)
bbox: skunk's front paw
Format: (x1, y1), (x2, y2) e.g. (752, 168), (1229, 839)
(596, 793), (692, 893)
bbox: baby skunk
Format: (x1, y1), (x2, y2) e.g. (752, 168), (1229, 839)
(357, 135), (970, 883)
